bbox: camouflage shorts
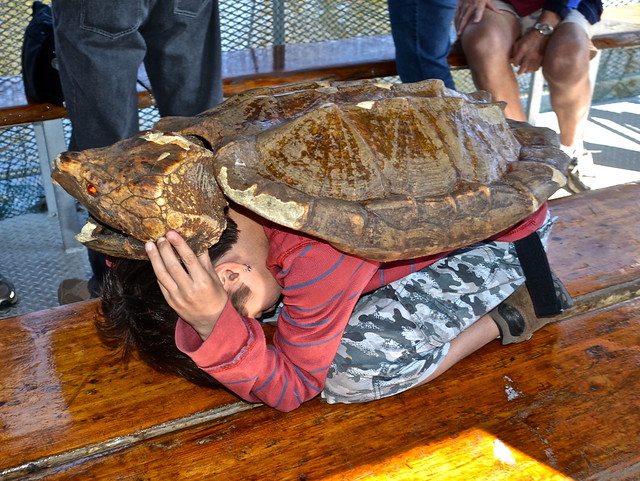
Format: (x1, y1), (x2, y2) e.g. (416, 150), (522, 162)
(322, 214), (554, 404)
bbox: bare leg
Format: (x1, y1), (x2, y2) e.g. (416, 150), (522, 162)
(461, 10), (525, 120)
(417, 314), (499, 386)
(542, 23), (592, 149)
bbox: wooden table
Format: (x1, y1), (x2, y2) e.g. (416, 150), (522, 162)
(1, 183), (639, 480)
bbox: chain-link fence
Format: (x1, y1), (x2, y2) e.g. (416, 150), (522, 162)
(1, 0), (638, 219)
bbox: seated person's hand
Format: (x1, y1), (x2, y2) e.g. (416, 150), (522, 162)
(146, 231), (228, 340)
(511, 33), (548, 74)
(455, 0), (501, 36)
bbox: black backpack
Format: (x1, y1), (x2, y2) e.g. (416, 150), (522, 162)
(21, 1), (64, 106)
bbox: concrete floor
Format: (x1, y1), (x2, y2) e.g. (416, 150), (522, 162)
(1, 96), (639, 320)
(541, 96), (640, 195)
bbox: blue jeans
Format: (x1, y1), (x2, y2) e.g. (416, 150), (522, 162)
(387, 0), (457, 89)
(52, 0), (223, 151)
(52, 0), (223, 295)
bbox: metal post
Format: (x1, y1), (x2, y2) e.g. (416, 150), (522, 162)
(272, 0), (286, 46)
(526, 71), (545, 126)
(33, 119), (83, 253)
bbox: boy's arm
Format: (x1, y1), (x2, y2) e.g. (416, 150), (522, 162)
(176, 240), (379, 411)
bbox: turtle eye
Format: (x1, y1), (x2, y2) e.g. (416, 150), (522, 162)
(86, 183), (98, 195)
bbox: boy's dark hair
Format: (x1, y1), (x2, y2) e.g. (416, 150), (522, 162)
(97, 217), (239, 388)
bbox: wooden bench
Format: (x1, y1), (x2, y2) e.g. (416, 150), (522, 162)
(0, 5), (639, 251)
(1, 182), (639, 480)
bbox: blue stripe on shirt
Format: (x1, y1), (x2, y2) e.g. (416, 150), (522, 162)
(279, 244), (314, 275)
(273, 376), (289, 409)
(289, 290), (343, 312)
(308, 364), (331, 374)
(284, 253), (346, 290)
(278, 329), (344, 348)
(224, 374), (258, 385)
(293, 387), (302, 404)
(294, 366), (322, 392)
(253, 348), (277, 392)
(282, 308), (332, 327)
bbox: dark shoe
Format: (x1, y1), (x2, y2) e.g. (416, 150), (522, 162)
(0, 276), (18, 308)
(58, 278), (92, 305)
(490, 284), (555, 345)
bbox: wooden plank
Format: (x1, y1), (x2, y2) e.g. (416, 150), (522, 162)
(0, 302), (247, 476)
(0, 86), (152, 127)
(591, 18), (640, 50)
(0, 182), (638, 479)
(546, 183), (640, 300)
(21, 298), (640, 481)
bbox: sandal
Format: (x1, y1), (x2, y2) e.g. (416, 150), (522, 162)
(490, 284), (553, 345)
(551, 269), (574, 312)
(491, 267), (573, 344)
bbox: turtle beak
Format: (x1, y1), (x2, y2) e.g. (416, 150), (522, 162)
(76, 217), (149, 260)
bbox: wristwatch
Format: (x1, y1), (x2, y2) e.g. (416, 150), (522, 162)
(533, 23), (555, 36)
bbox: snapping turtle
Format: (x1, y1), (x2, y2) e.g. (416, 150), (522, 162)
(53, 79), (569, 262)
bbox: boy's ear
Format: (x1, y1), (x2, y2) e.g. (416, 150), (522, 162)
(214, 262), (247, 289)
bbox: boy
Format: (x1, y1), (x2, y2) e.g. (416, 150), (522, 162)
(110, 199), (562, 412)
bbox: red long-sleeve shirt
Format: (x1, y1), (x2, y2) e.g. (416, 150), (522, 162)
(176, 205), (548, 411)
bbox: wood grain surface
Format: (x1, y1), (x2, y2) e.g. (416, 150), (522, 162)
(1, 182), (638, 480)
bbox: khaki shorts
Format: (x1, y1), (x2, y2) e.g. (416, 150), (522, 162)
(493, 0), (593, 38)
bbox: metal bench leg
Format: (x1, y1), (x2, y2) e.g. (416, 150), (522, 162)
(33, 119), (83, 253)
(588, 49), (601, 98)
(526, 70), (545, 125)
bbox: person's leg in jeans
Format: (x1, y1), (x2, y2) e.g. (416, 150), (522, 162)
(52, 0), (147, 151)
(388, 0), (458, 89)
(142, 0), (223, 117)
(53, 0), (149, 297)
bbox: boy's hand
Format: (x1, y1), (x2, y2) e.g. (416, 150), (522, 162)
(146, 231), (227, 341)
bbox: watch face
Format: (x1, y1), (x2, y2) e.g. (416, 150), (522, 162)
(535, 23), (553, 35)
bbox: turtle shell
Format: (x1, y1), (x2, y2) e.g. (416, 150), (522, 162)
(209, 80), (568, 260)
(52, 79), (569, 261)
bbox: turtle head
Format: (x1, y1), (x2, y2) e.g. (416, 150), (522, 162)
(52, 131), (228, 259)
